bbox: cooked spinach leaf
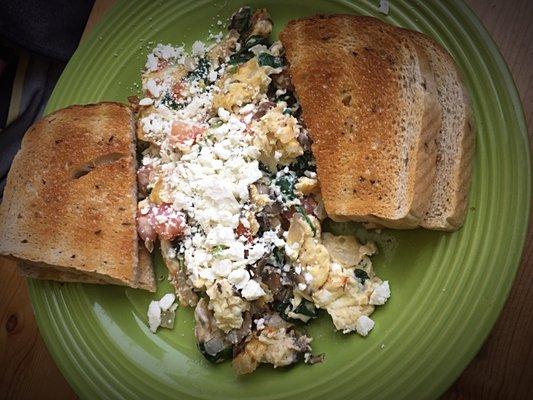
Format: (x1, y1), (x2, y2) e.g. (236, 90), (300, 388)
(354, 269), (370, 284)
(187, 57), (210, 80)
(257, 53), (284, 68)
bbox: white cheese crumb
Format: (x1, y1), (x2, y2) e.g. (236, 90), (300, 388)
(145, 79), (161, 97)
(297, 283), (307, 291)
(356, 315), (375, 336)
(238, 103), (256, 114)
(139, 97), (154, 106)
(254, 317), (265, 330)
(145, 53), (159, 72)
(159, 293), (176, 311)
(208, 70), (218, 82)
(228, 269), (250, 289)
(369, 281), (391, 305)
(241, 280), (266, 300)
(378, 0), (390, 15)
(191, 40), (206, 56)
(147, 301), (162, 333)
(217, 107), (230, 121)
(213, 259), (233, 277)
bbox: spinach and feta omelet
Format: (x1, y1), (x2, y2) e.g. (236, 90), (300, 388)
(134, 6), (390, 374)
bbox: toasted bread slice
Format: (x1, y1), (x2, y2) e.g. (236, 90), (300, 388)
(0, 102), (156, 291)
(403, 31), (474, 230)
(280, 15), (442, 228)
(19, 245), (154, 288)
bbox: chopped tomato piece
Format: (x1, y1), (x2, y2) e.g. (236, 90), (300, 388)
(157, 59), (169, 71)
(172, 82), (184, 100)
(149, 203), (187, 240)
(235, 222), (253, 243)
(170, 122), (205, 146)
(137, 203), (186, 243)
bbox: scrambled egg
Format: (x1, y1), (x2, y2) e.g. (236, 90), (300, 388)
(252, 104), (303, 170)
(232, 327), (310, 374)
(212, 58), (271, 111)
(322, 232), (377, 268)
(206, 279), (249, 332)
(286, 213), (382, 332)
(312, 263), (376, 333)
(295, 176), (319, 196)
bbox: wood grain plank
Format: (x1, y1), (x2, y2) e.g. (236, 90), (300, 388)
(0, 1), (531, 399)
(0, 259), (78, 400)
(441, 0), (533, 398)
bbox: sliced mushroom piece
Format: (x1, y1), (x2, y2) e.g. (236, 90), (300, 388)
(226, 311), (252, 345)
(194, 298), (233, 363)
(160, 239), (198, 307)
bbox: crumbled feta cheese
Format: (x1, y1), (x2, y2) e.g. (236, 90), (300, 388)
(212, 259), (233, 277)
(298, 283), (307, 291)
(241, 280), (266, 300)
(145, 53), (159, 72)
(254, 318), (265, 330)
(206, 226), (235, 246)
(378, 0), (390, 15)
(147, 301), (161, 333)
(208, 70), (218, 82)
(139, 97), (154, 106)
(191, 40), (206, 56)
(369, 281), (391, 305)
(356, 315), (375, 336)
(159, 293), (176, 311)
(228, 268), (250, 289)
(145, 79), (161, 97)
(218, 107), (230, 121)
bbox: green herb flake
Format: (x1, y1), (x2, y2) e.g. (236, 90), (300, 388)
(211, 245), (229, 258)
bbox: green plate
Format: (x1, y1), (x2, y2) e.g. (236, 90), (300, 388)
(28, 0), (530, 399)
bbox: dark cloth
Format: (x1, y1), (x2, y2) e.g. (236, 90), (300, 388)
(0, 0), (95, 62)
(0, 0), (93, 198)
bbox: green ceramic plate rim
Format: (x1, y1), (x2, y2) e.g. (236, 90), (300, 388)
(26, 0), (530, 399)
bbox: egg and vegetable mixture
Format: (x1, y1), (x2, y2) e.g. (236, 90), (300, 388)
(135, 6), (390, 374)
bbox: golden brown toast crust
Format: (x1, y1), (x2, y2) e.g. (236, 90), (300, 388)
(0, 102), (155, 291)
(281, 15), (441, 228)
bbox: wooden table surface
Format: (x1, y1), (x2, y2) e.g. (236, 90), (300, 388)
(1, 1), (532, 399)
